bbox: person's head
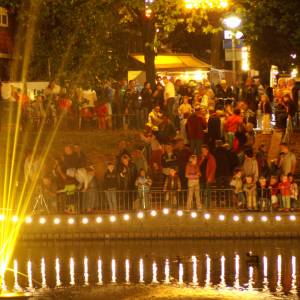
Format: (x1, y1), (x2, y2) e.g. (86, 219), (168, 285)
(189, 155), (198, 165)
(121, 154), (130, 166)
(66, 168), (76, 178)
(234, 168), (242, 178)
(260, 94), (269, 103)
(163, 76), (169, 85)
(152, 162), (159, 171)
(165, 143), (173, 153)
(169, 168), (176, 177)
(154, 105), (160, 113)
(280, 143), (289, 154)
(288, 78), (295, 88)
(73, 144), (81, 153)
(118, 140), (126, 151)
(233, 108), (241, 116)
(270, 176), (278, 185)
(139, 168), (146, 177)
(259, 144), (266, 153)
(64, 145), (73, 155)
(278, 78), (286, 89)
(128, 80), (136, 89)
(244, 148), (254, 158)
(144, 81), (151, 89)
(245, 175), (253, 184)
(215, 140), (223, 148)
(281, 174), (288, 183)
(42, 176), (51, 186)
(183, 95), (189, 104)
(259, 176), (267, 187)
(220, 79), (227, 89)
(107, 162), (114, 172)
(175, 138), (184, 150)
(201, 145), (209, 157)
(194, 103), (201, 112)
(288, 172), (294, 183)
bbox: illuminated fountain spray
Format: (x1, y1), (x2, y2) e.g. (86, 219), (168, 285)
(205, 255), (211, 288)
(84, 257), (89, 286)
(291, 256), (297, 296)
(191, 256), (198, 285)
(41, 258), (47, 289)
(262, 256), (269, 292)
(125, 259), (130, 284)
(152, 261), (158, 284)
(234, 254), (240, 289)
(27, 261), (33, 290)
(139, 259), (144, 283)
(111, 259), (116, 283)
(97, 258), (103, 285)
(55, 258), (62, 287)
(178, 263), (184, 284)
(164, 259), (170, 284)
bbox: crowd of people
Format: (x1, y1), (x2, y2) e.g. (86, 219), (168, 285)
(21, 75), (299, 213)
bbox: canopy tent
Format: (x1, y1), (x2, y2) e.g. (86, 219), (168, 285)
(129, 53), (211, 83)
(130, 53), (211, 71)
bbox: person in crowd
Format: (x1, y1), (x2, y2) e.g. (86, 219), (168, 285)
(163, 76), (176, 122)
(233, 123), (247, 152)
(161, 143), (178, 176)
(256, 144), (270, 178)
(62, 144), (80, 170)
(140, 82), (154, 126)
(117, 154), (137, 191)
(73, 144), (87, 168)
(269, 176), (279, 211)
(258, 94), (272, 132)
(243, 148), (259, 183)
(41, 176), (58, 213)
(95, 100), (108, 129)
(148, 105), (163, 129)
(223, 143), (239, 174)
(66, 167), (98, 213)
(242, 77), (258, 113)
(152, 82), (165, 109)
(124, 80), (139, 129)
(277, 143), (296, 175)
(103, 162), (118, 211)
(57, 175), (78, 213)
(115, 140), (131, 170)
(198, 145), (216, 209)
(163, 167), (181, 208)
(157, 115), (176, 144)
(186, 103), (207, 155)
(150, 162), (165, 190)
(257, 176), (271, 211)
(278, 174), (291, 212)
(225, 108), (243, 149)
(178, 95), (193, 143)
(131, 147), (148, 173)
(230, 168), (245, 209)
(185, 155), (201, 210)
(174, 138), (192, 189)
(215, 79), (234, 99)
(213, 140), (231, 189)
(135, 168), (152, 210)
(207, 110), (221, 150)
(288, 173), (298, 211)
(244, 175), (257, 210)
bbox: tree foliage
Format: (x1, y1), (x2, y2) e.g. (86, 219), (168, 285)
(237, 0), (300, 81)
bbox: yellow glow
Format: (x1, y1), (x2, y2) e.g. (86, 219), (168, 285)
(39, 217), (46, 225)
(137, 212), (144, 219)
(54, 218), (61, 225)
(68, 218), (75, 225)
(110, 215), (116, 223)
(150, 210), (157, 217)
(96, 216), (103, 223)
(185, 0), (229, 9)
(123, 214), (130, 221)
(82, 217), (89, 224)
(242, 46), (250, 71)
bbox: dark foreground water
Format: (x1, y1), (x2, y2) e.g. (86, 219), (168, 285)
(3, 240), (300, 299)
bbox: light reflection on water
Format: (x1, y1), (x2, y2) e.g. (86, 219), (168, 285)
(2, 240), (300, 297)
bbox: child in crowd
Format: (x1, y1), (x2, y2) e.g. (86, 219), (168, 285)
(279, 175), (291, 211)
(164, 168), (181, 208)
(257, 176), (271, 212)
(269, 176), (279, 211)
(230, 168), (245, 209)
(288, 173), (298, 211)
(135, 168), (152, 210)
(244, 175), (257, 210)
(103, 162), (118, 211)
(185, 155), (201, 210)
(57, 176), (78, 213)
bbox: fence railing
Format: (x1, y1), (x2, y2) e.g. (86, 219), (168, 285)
(34, 188), (237, 214)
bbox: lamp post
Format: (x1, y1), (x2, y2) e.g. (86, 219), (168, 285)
(223, 15), (242, 85)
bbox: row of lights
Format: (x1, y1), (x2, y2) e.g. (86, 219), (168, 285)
(17, 211), (298, 225)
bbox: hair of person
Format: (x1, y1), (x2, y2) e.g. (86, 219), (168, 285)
(233, 108), (241, 115)
(244, 147), (253, 157)
(201, 144), (209, 150)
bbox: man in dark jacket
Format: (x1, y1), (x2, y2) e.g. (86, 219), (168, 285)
(186, 104), (207, 155)
(207, 110), (221, 151)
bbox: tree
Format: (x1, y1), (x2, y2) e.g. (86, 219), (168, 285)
(237, 0), (300, 82)
(116, 0), (229, 86)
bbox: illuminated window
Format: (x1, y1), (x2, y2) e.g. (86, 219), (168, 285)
(0, 8), (8, 27)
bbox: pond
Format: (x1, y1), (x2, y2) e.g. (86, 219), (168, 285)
(3, 240), (300, 299)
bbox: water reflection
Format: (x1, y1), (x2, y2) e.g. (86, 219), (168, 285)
(205, 255), (211, 288)
(83, 256), (88, 286)
(152, 261), (158, 284)
(191, 255), (198, 285)
(97, 258), (102, 285)
(3, 241), (300, 298)
(27, 260), (33, 289)
(69, 257), (75, 286)
(55, 258), (61, 287)
(139, 259), (144, 283)
(41, 257), (47, 288)
(234, 254), (240, 289)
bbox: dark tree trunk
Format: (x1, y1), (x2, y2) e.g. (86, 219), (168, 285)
(142, 17), (156, 88)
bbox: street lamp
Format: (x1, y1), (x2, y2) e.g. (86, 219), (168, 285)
(224, 15), (242, 84)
